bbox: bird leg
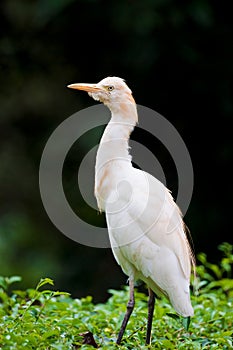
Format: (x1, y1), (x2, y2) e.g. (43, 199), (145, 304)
(116, 278), (135, 345)
(146, 288), (155, 345)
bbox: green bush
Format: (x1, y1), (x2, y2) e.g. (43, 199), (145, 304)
(0, 243), (232, 349)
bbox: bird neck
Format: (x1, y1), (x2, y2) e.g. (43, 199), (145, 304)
(97, 100), (138, 166)
(95, 100), (138, 210)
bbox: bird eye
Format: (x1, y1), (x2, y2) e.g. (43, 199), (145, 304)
(107, 85), (114, 91)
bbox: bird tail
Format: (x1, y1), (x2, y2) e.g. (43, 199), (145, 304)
(167, 280), (194, 317)
(183, 223), (197, 295)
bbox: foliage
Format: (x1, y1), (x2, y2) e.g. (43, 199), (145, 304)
(0, 244), (232, 349)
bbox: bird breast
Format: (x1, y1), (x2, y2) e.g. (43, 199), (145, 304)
(94, 160), (132, 212)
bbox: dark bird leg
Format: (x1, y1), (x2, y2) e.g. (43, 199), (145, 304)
(116, 278), (135, 345)
(146, 288), (155, 345)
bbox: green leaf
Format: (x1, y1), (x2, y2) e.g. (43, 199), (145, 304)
(36, 278), (54, 290)
(0, 276), (7, 290)
(0, 276), (21, 290)
(6, 276), (22, 285)
(42, 329), (60, 340)
(166, 312), (180, 321)
(182, 316), (191, 331)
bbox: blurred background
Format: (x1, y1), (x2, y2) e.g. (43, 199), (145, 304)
(0, 0), (232, 301)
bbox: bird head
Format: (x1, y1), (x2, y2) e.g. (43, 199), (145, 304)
(67, 76), (135, 112)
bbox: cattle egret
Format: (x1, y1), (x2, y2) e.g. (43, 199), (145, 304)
(68, 77), (194, 345)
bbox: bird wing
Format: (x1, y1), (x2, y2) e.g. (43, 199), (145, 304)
(106, 168), (194, 316)
(106, 167), (192, 284)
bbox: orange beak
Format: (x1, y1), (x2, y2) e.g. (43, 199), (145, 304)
(67, 83), (102, 93)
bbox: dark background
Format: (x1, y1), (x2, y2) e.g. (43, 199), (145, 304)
(0, 0), (232, 301)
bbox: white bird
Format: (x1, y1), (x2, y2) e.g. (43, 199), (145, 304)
(68, 77), (194, 345)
